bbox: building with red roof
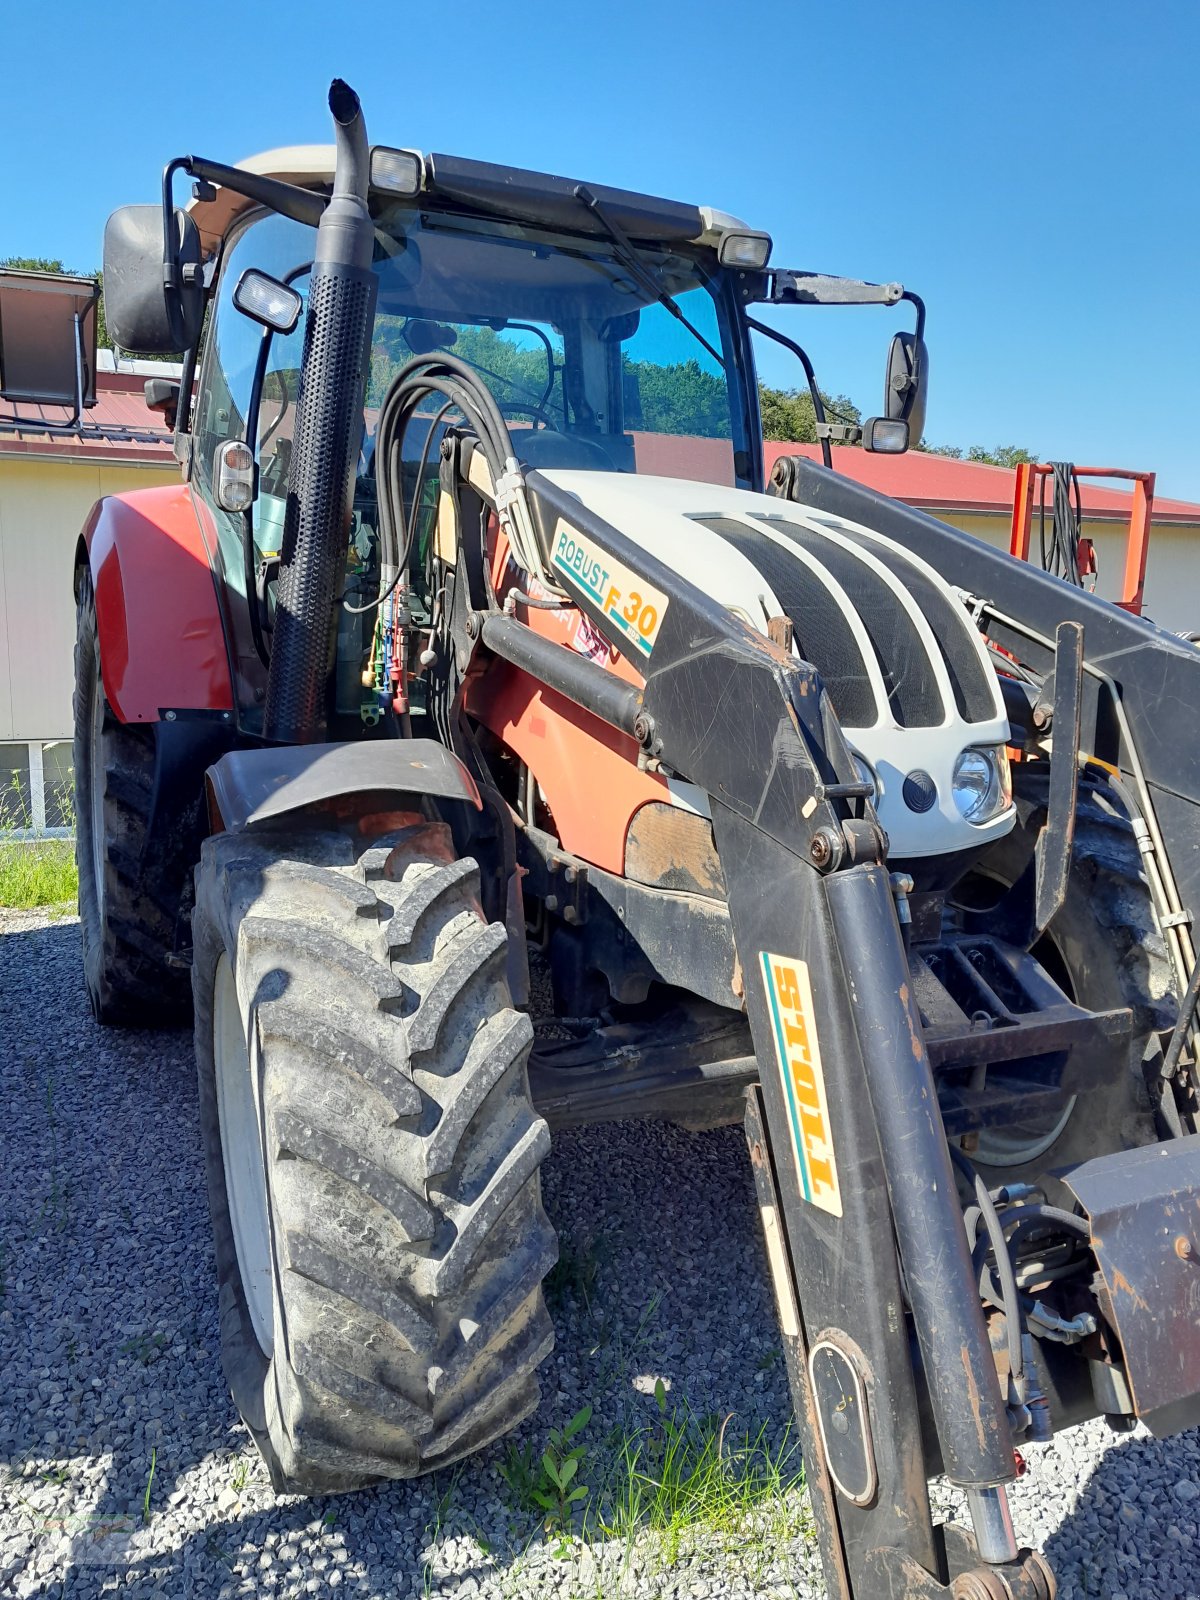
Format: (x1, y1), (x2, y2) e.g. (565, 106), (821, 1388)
(0, 360), (177, 827)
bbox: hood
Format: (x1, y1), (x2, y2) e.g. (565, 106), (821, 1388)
(538, 470), (1014, 860)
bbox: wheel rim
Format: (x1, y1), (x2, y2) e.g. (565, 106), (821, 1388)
(972, 1095), (1076, 1169)
(953, 869), (1078, 1170)
(89, 669), (107, 924)
(213, 954), (275, 1357)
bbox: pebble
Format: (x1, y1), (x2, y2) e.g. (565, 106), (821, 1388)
(6, 910), (1200, 1598)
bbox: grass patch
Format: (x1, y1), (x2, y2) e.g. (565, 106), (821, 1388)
(596, 1382), (805, 1564)
(0, 778), (77, 910)
(0, 837), (77, 909)
(498, 1381), (806, 1573)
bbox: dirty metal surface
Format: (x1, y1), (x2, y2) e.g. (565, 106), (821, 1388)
(1065, 1133), (1200, 1436)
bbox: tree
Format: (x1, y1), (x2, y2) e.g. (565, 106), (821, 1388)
(758, 383), (861, 444)
(1, 255), (68, 273)
(966, 444), (1038, 468)
(916, 441), (1039, 466)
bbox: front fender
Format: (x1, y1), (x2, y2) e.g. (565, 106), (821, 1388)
(78, 483), (232, 723)
(205, 741), (482, 832)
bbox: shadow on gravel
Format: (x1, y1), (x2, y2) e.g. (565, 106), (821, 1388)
(1041, 1424), (1200, 1600)
(1, 916), (806, 1598)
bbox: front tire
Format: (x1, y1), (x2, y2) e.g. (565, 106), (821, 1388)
(193, 818), (556, 1492)
(965, 765), (1176, 1183)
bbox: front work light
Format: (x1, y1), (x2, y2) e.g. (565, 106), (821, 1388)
(370, 146), (424, 197)
(717, 229), (773, 270)
(952, 746), (1012, 825)
(233, 270), (302, 335)
(862, 416), (909, 454)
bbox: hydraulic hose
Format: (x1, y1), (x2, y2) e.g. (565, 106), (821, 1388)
(371, 354), (551, 591)
(263, 80), (379, 743)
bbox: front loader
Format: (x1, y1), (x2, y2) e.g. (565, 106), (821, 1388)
(74, 80), (1200, 1598)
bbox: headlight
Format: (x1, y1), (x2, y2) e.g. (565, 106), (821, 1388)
(952, 746), (1012, 825)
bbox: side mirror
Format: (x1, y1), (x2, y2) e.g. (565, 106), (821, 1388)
(883, 330), (928, 446)
(144, 376), (181, 430)
(103, 205), (204, 354)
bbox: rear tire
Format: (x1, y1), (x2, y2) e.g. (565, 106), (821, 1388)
(73, 568), (192, 1025)
(192, 818), (556, 1492)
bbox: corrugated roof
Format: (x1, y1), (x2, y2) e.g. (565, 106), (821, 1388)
(763, 442), (1200, 525)
(0, 371), (174, 465)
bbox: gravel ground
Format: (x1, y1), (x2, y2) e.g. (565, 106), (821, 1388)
(4, 910), (1200, 1599)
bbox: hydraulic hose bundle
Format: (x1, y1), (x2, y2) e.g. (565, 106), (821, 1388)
(949, 1142), (1096, 1445)
(371, 351), (550, 595)
(1039, 460), (1086, 588)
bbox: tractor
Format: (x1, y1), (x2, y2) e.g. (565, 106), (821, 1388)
(76, 80), (1200, 1600)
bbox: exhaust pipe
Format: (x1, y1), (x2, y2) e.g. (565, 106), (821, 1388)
(263, 79), (378, 743)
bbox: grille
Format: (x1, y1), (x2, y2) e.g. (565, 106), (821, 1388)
(753, 517), (945, 729)
(830, 527), (996, 723)
(696, 517), (878, 727)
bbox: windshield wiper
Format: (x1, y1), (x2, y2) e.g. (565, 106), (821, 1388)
(573, 185), (726, 370)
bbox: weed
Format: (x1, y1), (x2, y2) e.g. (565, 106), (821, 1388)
(496, 1440), (541, 1510)
(142, 1448), (157, 1525)
(119, 1332), (168, 1365)
(322, 1506), (338, 1528)
(498, 1405), (593, 1534)
(38, 1465), (71, 1487)
(544, 1233), (606, 1318)
(421, 1468), (461, 1598)
(231, 1457), (251, 1493)
(755, 1346), (782, 1372)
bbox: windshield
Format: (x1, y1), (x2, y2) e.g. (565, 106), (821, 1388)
(195, 206), (755, 520)
(189, 205), (759, 727)
(367, 202), (753, 484)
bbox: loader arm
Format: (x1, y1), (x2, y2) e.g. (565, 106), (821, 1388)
(461, 466), (1041, 1598)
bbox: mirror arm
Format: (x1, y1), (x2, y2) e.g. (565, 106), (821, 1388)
(745, 314), (833, 471)
(765, 270), (905, 308)
(903, 290), (926, 342)
(161, 156), (327, 275)
(183, 158), (328, 229)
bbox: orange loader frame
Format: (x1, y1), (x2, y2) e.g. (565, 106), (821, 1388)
(1009, 462), (1155, 616)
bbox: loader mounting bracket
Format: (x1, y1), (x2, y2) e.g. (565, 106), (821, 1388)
(1064, 1133), (1200, 1437)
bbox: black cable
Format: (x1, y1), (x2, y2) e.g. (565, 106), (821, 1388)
(1161, 957), (1200, 1082)
(345, 397), (456, 615)
(746, 315), (833, 470)
(949, 1143), (1024, 1383)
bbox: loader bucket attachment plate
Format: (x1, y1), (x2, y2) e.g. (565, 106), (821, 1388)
(1065, 1133), (1200, 1436)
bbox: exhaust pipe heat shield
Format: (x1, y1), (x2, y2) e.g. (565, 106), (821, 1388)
(263, 80), (378, 744)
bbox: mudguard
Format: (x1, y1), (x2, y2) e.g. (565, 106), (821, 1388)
(77, 483), (232, 723)
(205, 741), (482, 832)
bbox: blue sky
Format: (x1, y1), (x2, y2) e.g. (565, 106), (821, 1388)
(4, 0), (1199, 498)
